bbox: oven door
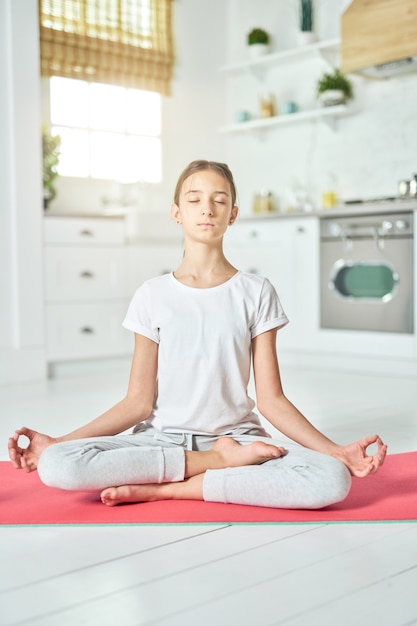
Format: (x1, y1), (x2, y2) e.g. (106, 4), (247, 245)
(320, 237), (413, 333)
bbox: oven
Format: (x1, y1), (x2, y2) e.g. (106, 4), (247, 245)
(320, 211), (414, 333)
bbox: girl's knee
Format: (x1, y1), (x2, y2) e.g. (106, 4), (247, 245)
(319, 457), (352, 507)
(289, 453), (352, 508)
(38, 442), (82, 490)
(203, 453), (352, 510)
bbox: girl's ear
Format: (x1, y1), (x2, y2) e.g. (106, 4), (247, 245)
(229, 204), (239, 225)
(171, 203), (181, 224)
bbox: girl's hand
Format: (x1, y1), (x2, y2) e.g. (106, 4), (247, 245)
(8, 427), (58, 472)
(331, 434), (387, 478)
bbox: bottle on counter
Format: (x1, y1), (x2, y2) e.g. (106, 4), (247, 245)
(253, 189), (277, 213)
(321, 173), (338, 209)
(284, 181), (313, 213)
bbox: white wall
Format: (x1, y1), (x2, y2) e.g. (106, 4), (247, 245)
(162, 0), (228, 204)
(0, 0), (46, 384)
(223, 0), (417, 216)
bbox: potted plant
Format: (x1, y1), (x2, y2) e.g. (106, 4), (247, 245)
(247, 28), (270, 58)
(297, 0), (316, 45)
(317, 68), (354, 106)
(42, 126), (61, 209)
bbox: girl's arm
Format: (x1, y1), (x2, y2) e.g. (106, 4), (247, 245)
(9, 333), (158, 471)
(252, 329), (387, 476)
(252, 329), (338, 454)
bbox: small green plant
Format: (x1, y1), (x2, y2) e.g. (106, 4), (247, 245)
(247, 28), (270, 46)
(299, 0), (314, 32)
(317, 69), (354, 101)
(42, 125), (61, 207)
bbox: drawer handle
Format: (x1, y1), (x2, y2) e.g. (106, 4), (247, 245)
(80, 326), (95, 334)
(80, 229), (94, 237)
(80, 271), (94, 278)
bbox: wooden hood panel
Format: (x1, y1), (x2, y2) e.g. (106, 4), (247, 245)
(341, 0), (417, 73)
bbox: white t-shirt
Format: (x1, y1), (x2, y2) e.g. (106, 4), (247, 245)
(123, 271), (288, 435)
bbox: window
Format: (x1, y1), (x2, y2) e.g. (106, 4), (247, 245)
(50, 76), (161, 183)
(39, 0), (174, 95)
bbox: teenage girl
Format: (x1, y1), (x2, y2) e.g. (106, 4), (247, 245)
(8, 160), (387, 508)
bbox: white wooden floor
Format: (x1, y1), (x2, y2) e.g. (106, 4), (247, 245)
(1, 362), (416, 626)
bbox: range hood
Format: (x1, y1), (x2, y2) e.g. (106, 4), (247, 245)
(341, 0), (417, 79)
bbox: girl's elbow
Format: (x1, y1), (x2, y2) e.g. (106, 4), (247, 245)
(256, 399), (275, 420)
(257, 391), (286, 418)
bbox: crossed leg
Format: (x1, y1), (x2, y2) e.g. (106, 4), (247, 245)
(101, 437), (285, 506)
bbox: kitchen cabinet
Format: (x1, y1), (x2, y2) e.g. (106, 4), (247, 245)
(224, 212), (417, 376)
(224, 216), (319, 350)
(127, 243), (183, 294)
(218, 38), (352, 133)
(44, 216), (132, 366)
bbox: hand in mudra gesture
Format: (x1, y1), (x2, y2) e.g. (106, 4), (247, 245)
(332, 434), (387, 478)
(8, 427), (57, 472)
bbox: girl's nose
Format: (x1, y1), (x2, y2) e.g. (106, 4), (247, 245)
(201, 202), (213, 216)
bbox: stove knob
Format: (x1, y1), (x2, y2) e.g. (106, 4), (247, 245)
(395, 219), (409, 231)
(381, 220), (393, 232)
(328, 222), (342, 236)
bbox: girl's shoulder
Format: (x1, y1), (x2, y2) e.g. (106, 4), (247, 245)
(236, 271), (275, 292)
(136, 273), (172, 292)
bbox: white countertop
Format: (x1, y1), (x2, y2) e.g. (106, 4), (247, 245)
(240, 198), (417, 221)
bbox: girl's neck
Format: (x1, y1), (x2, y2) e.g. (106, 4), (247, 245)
(173, 247), (237, 289)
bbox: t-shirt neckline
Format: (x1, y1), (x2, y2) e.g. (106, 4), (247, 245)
(169, 270), (241, 291)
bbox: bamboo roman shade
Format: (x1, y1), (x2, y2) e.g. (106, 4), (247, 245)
(39, 0), (174, 95)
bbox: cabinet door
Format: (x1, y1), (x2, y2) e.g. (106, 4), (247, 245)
(225, 218), (319, 350)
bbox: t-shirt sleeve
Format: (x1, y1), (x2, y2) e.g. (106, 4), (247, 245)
(251, 278), (289, 338)
(122, 283), (160, 343)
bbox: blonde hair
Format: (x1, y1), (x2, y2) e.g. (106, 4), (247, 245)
(173, 160), (237, 207)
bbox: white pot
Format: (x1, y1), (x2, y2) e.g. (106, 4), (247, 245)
(248, 43), (270, 58)
(318, 89), (346, 107)
(297, 31), (317, 46)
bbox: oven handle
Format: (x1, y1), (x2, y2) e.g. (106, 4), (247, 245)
(341, 225), (384, 251)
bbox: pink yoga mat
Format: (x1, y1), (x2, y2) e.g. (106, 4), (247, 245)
(1, 452), (416, 525)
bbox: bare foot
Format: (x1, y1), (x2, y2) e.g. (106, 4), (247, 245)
(210, 437), (286, 468)
(184, 436), (286, 478)
(101, 475), (204, 507)
(101, 484), (169, 507)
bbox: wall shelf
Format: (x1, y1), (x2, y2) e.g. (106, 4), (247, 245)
(218, 38), (341, 75)
(217, 38), (349, 134)
(218, 104), (349, 134)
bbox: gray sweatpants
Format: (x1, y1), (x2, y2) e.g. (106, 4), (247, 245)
(37, 427), (352, 510)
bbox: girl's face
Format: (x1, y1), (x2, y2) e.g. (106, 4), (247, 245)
(171, 169), (238, 241)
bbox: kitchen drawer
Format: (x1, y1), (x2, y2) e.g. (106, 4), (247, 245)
(226, 220), (283, 245)
(45, 247), (129, 301)
(45, 302), (132, 361)
(44, 216), (126, 245)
